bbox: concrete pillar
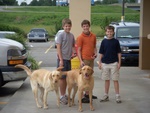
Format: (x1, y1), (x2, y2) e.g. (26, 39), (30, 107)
(139, 0), (150, 69)
(69, 0), (91, 39)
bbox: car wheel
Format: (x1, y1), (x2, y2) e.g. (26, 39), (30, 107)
(29, 40), (32, 42)
(0, 70), (4, 87)
(45, 39), (48, 42)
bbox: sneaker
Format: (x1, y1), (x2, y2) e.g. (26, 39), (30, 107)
(116, 96), (122, 103)
(81, 97), (90, 103)
(64, 94), (68, 100)
(100, 95), (109, 102)
(60, 95), (68, 105)
(84, 94), (97, 99)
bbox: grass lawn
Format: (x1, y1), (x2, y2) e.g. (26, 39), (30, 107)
(0, 5), (139, 37)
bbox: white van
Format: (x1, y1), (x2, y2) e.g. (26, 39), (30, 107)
(0, 31), (31, 87)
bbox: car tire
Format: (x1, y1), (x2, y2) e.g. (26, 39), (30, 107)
(29, 40), (32, 42)
(0, 70), (4, 87)
(45, 39), (48, 42)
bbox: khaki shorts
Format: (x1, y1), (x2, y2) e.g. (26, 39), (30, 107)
(83, 59), (94, 69)
(101, 62), (120, 81)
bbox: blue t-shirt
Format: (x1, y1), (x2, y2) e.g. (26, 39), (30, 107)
(99, 38), (121, 64)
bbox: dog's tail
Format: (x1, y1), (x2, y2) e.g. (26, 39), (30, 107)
(15, 64), (32, 76)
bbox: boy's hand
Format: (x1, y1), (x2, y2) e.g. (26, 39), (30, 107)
(80, 61), (85, 68)
(71, 53), (77, 59)
(59, 60), (63, 67)
(117, 63), (121, 70)
(91, 53), (97, 59)
(97, 61), (102, 69)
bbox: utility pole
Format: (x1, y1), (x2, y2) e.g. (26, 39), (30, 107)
(121, 0), (125, 22)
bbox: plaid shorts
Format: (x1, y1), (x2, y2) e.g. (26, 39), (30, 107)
(57, 59), (71, 79)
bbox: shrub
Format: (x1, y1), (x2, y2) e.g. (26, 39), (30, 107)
(6, 34), (28, 50)
(0, 24), (26, 37)
(27, 55), (39, 70)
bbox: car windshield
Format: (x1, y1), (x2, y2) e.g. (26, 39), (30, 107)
(30, 29), (45, 32)
(0, 33), (15, 38)
(116, 27), (139, 39)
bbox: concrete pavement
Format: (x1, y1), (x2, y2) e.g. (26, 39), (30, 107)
(1, 67), (150, 113)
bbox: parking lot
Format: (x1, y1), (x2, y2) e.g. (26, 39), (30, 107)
(1, 66), (150, 113)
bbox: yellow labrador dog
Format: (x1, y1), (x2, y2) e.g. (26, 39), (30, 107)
(66, 65), (94, 112)
(15, 64), (64, 109)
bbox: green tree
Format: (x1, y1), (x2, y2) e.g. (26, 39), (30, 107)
(0, 0), (17, 5)
(129, 0), (136, 3)
(20, 2), (27, 6)
(29, 0), (56, 6)
(102, 0), (118, 4)
(29, 0), (38, 6)
(95, 0), (102, 5)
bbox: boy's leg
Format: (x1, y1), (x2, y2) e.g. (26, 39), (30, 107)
(57, 59), (70, 105)
(105, 80), (110, 94)
(111, 62), (121, 103)
(114, 80), (119, 94)
(59, 78), (67, 96)
(114, 80), (121, 103)
(100, 63), (110, 102)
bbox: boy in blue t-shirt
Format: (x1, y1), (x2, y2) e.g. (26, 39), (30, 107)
(98, 25), (122, 103)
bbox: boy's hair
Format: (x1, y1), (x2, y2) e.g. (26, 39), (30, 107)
(105, 25), (115, 32)
(81, 19), (91, 27)
(62, 18), (72, 27)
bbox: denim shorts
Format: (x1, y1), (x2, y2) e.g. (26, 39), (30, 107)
(57, 59), (71, 79)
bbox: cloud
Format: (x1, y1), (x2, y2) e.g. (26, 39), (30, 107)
(17, 0), (32, 5)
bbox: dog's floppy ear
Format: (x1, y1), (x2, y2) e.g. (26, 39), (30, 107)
(79, 66), (85, 74)
(57, 66), (64, 71)
(49, 73), (53, 81)
(79, 69), (82, 74)
(91, 69), (94, 75)
(61, 71), (67, 76)
(89, 67), (94, 75)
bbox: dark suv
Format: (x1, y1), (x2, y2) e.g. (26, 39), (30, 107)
(110, 22), (140, 65)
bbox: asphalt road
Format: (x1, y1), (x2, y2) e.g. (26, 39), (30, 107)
(27, 40), (101, 67)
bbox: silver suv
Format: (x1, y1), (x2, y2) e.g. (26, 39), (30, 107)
(0, 31), (31, 87)
(110, 22), (140, 65)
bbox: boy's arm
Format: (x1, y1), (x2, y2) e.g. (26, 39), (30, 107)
(94, 47), (97, 57)
(118, 53), (121, 69)
(56, 44), (63, 66)
(77, 47), (84, 66)
(71, 45), (77, 59)
(91, 47), (97, 59)
(98, 53), (103, 69)
(92, 37), (97, 58)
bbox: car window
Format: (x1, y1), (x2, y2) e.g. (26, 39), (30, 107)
(116, 27), (139, 38)
(0, 33), (15, 38)
(30, 29), (45, 32)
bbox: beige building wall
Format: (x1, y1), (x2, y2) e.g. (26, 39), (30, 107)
(139, 0), (150, 69)
(69, 0), (91, 39)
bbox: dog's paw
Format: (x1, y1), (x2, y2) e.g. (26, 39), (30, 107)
(44, 105), (48, 109)
(90, 106), (95, 111)
(37, 105), (42, 108)
(57, 103), (60, 108)
(78, 108), (83, 112)
(72, 103), (76, 106)
(68, 103), (71, 107)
